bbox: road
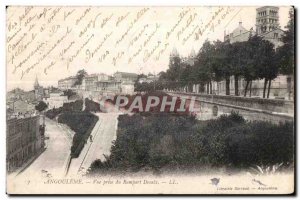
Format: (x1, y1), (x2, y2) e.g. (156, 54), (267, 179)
(16, 118), (73, 179)
(68, 112), (119, 176)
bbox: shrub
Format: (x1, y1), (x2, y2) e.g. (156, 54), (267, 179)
(58, 111), (98, 157)
(225, 121), (294, 167)
(45, 99), (97, 158)
(84, 98), (102, 112)
(63, 89), (76, 98)
(45, 107), (62, 119)
(35, 101), (48, 112)
(45, 100), (83, 119)
(87, 112), (294, 175)
(62, 100), (83, 112)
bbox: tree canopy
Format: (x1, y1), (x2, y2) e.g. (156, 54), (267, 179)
(74, 69), (88, 86)
(155, 32), (288, 98)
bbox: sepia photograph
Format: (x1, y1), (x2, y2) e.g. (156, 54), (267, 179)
(5, 5), (295, 195)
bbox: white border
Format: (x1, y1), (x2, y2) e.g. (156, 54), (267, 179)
(1, 0), (298, 199)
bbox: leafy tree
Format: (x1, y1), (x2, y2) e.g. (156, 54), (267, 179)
(194, 40), (215, 94)
(241, 35), (261, 97)
(158, 71), (167, 80)
(276, 8), (294, 100)
(180, 63), (194, 92)
(168, 54), (182, 90)
(63, 89), (76, 98)
(73, 69), (88, 86)
(35, 101), (48, 112)
(211, 40), (232, 95)
(158, 71), (168, 90)
(277, 8), (294, 75)
(254, 40), (277, 98)
(136, 73), (147, 82)
(231, 42), (248, 96)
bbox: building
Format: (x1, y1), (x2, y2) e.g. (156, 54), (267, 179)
(58, 76), (77, 90)
(170, 47), (197, 67)
(224, 22), (254, 43)
(7, 99), (35, 115)
(170, 47), (179, 58)
(114, 72), (138, 83)
(138, 74), (159, 84)
(58, 72), (137, 95)
(6, 114), (45, 172)
(7, 88), (35, 103)
(211, 6), (292, 99)
(138, 76), (158, 84)
(34, 76), (46, 101)
(256, 7), (280, 34)
(182, 49), (197, 66)
(83, 73), (110, 91)
(96, 80), (122, 94)
(82, 73), (133, 94)
(74, 73), (123, 95)
(224, 6), (284, 48)
(83, 74), (98, 91)
(113, 72), (138, 94)
(256, 6), (284, 48)
(120, 81), (135, 95)
(43, 92), (69, 109)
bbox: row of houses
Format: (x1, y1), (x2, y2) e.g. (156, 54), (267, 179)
(58, 72), (138, 95)
(6, 79), (60, 173)
(7, 114), (45, 173)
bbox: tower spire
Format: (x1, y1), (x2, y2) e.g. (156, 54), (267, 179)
(34, 75), (39, 89)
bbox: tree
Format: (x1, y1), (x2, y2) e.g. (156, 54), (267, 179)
(277, 8), (294, 75)
(254, 40), (278, 98)
(231, 42), (247, 96)
(195, 40), (215, 94)
(63, 89), (76, 98)
(168, 54), (182, 90)
(240, 35), (261, 97)
(74, 69), (88, 86)
(211, 40), (232, 95)
(158, 71), (168, 90)
(35, 101), (48, 112)
(277, 8), (294, 100)
(179, 63), (194, 92)
(136, 74), (147, 82)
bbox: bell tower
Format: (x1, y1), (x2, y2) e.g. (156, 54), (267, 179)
(34, 75), (39, 90)
(256, 6), (280, 34)
(34, 75), (40, 100)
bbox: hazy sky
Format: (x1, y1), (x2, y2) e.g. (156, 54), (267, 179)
(6, 6), (291, 91)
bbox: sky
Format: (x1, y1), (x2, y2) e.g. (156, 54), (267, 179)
(6, 6), (291, 91)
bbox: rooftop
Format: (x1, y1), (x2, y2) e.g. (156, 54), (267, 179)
(58, 76), (77, 82)
(114, 71), (138, 77)
(256, 6), (279, 11)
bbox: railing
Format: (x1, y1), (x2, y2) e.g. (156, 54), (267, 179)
(168, 91), (294, 115)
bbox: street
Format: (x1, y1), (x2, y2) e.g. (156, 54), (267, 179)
(16, 118), (73, 179)
(68, 112), (119, 176)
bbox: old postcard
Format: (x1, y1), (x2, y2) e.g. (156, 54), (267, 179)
(6, 6), (295, 195)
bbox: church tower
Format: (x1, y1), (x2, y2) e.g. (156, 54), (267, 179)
(170, 47), (179, 58)
(256, 6), (280, 34)
(34, 75), (41, 100)
(34, 75), (39, 90)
